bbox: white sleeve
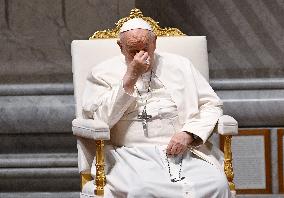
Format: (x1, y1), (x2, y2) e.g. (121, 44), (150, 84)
(82, 73), (136, 128)
(181, 62), (223, 144)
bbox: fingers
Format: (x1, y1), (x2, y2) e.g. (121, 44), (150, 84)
(145, 56), (151, 65)
(134, 51), (149, 64)
(141, 52), (149, 62)
(167, 140), (186, 155)
(166, 140), (174, 155)
(129, 51), (150, 76)
(136, 50), (146, 58)
(175, 146), (183, 155)
(180, 146), (188, 155)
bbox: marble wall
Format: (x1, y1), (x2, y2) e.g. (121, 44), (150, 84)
(136, 0), (284, 79)
(0, 0), (135, 84)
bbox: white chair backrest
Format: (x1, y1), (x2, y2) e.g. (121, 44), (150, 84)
(71, 36), (209, 118)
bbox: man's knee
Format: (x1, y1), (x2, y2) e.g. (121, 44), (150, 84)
(213, 174), (231, 197)
(128, 181), (153, 198)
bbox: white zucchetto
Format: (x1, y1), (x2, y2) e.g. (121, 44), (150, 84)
(120, 18), (153, 33)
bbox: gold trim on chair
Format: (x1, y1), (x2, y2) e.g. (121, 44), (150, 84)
(95, 140), (106, 196)
(89, 8), (185, 39)
(223, 135), (235, 191)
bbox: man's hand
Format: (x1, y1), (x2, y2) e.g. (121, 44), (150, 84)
(123, 51), (150, 94)
(128, 51), (151, 76)
(166, 132), (194, 155)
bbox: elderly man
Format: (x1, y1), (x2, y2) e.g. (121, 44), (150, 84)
(82, 18), (231, 198)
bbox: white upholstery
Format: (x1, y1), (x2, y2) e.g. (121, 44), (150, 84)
(77, 137), (97, 173)
(72, 118), (109, 140)
(156, 37), (209, 80)
(217, 115), (238, 135)
(72, 39), (120, 119)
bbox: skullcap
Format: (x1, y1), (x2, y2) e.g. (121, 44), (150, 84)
(120, 18), (153, 33)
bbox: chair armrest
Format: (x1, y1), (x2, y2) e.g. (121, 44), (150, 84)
(72, 118), (110, 140)
(216, 115), (238, 135)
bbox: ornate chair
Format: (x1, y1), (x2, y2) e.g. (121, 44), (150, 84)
(71, 8), (238, 198)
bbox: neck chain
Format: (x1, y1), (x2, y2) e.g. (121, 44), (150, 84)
(135, 70), (153, 104)
(165, 153), (185, 182)
(135, 70), (153, 134)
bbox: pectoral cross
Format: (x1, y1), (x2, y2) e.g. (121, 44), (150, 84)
(138, 109), (152, 134)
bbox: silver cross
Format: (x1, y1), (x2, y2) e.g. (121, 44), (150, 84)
(138, 109), (152, 134)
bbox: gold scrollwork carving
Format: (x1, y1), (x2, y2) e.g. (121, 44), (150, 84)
(224, 135), (235, 191)
(95, 140), (106, 196)
(89, 8), (185, 39)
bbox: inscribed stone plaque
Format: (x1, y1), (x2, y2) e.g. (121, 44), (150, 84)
(232, 135), (266, 189)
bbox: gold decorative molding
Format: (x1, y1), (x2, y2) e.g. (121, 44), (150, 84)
(223, 135), (235, 191)
(95, 140), (106, 196)
(89, 8), (185, 39)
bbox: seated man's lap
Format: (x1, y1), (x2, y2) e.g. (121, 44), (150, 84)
(182, 151), (231, 197)
(83, 146), (231, 198)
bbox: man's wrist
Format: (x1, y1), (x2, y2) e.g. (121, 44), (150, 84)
(183, 131), (198, 141)
(123, 74), (138, 94)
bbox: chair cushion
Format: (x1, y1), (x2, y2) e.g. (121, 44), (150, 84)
(217, 115), (238, 135)
(72, 118), (110, 140)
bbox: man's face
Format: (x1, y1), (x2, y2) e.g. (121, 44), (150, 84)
(118, 29), (157, 66)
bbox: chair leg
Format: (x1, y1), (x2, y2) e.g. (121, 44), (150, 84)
(95, 140), (106, 196)
(223, 135), (236, 191)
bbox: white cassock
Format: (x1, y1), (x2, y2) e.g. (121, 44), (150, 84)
(81, 52), (232, 198)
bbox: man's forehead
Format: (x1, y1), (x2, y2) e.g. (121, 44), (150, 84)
(126, 42), (148, 50)
(123, 29), (150, 48)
